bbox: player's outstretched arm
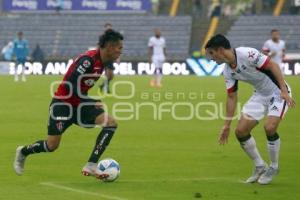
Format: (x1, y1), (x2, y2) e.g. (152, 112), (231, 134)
(219, 91), (238, 145)
(266, 60), (295, 108)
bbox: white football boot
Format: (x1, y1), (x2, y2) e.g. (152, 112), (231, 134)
(258, 166), (279, 185)
(81, 162), (97, 176)
(246, 165), (267, 183)
(14, 146), (26, 175)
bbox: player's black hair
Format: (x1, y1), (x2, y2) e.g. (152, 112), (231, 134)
(98, 29), (124, 48)
(271, 29), (279, 33)
(104, 23), (112, 28)
(205, 34), (231, 50)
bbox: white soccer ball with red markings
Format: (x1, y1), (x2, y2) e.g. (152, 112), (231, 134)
(95, 158), (120, 182)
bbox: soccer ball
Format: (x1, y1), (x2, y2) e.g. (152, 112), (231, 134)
(95, 158), (120, 182)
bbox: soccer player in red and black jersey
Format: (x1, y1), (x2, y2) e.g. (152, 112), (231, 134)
(14, 29), (124, 178)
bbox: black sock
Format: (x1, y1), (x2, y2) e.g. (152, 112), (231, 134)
(236, 134), (252, 144)
(21, 140), (50, 156)
(267, 132), (280, 141)
(88, 126), (117, 163)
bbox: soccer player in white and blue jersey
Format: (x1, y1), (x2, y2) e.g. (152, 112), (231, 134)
(13, 31), (29, 82)
(205, 34), (295, 185)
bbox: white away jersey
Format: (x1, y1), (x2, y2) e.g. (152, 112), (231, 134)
(262, 39), (285, 65)
(148, 36), (166, 59)
(223, 47), (280, 96)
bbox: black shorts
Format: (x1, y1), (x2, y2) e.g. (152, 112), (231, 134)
(47, 98), (105, 135)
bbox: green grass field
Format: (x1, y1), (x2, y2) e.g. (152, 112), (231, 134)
(0, 75), (299, 200)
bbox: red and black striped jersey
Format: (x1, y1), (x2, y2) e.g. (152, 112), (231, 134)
(54, 49), (104, 106)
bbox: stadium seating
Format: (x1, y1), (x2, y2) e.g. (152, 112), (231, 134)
(0, 13), (192, 60)
(226, 15), (300, 53)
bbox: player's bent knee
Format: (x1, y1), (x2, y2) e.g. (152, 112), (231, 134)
(107, 117), (117, 127)
(47, 144), (59, 152)
(264, 124), (277, 135)
(46, 141), (60, 152)
(235, 127), (248, 137)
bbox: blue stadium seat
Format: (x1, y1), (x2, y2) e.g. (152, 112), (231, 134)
(0, 13), (192, 60)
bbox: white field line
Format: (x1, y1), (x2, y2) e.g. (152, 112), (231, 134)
(40, 182), (127, 200)
(118, 177), (241, 183)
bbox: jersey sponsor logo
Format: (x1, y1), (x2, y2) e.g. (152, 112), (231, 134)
(248, 51), (256, 59)
(55, 116), (69, 120)
(82, 60), (91, 68)
(77, 65), (86, 74)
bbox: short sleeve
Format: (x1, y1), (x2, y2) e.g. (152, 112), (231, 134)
(247, 48), (270, 69)
(224, 69), (238, 93)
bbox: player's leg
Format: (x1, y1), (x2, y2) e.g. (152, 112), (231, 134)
(21, 59), (26, 82)
(236, 115), (264, 166)
(235, 114), (266, 183)
(21, 135), (62, 155)
(258, 91), (290, 184)
(238, 94), (268, 183)
(14, 135), (63, 176)
(155, 59), (163, 87)
(265, 116), (281, 169)
(150, 59), (156, 87)
(14, 99), (73, 175)
(87, 114), (117, 163)
(14, 60), (19, 82)
(257, 116), (281, 184)
(82, 115), (117, 176)
(79, 101), (118, 176)
(279, 62), (285, 75)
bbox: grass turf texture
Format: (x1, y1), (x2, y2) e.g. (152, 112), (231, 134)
(0, 75), (299, 200)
